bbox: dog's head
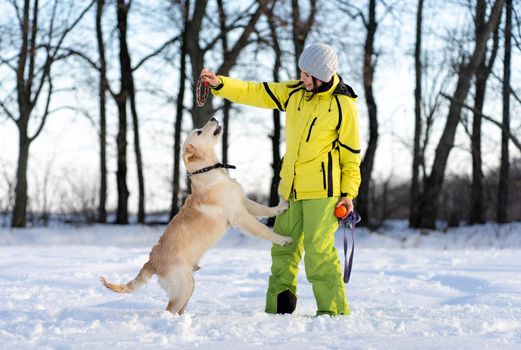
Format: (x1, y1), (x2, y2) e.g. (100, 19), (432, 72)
(182, 117), (223, 172)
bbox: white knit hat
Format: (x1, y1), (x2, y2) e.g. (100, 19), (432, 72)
(298, 43), (338, 82)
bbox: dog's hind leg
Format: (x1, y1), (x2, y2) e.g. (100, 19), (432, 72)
(245, 198), (288, 218)
(178, 275), (195, 315)
(163, 268), (194, 315)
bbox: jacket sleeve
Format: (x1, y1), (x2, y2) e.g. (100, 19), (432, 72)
(338, 97), (362, 199)
(211, 76), (297, 111)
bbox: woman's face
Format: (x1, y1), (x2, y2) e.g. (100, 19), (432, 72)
(300, 71), (322, 91)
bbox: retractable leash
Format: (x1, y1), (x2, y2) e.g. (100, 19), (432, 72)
(337, 210), (361, 284)
(196, 76), (210, 107)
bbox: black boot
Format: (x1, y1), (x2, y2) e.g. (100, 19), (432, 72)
(276, 289), (297, 314)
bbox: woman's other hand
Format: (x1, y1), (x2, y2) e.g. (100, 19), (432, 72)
(336, 197), (354, 220)
(199, 68), (219, 87)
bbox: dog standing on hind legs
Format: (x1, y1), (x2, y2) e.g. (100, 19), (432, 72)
(100, 118), (292, 315)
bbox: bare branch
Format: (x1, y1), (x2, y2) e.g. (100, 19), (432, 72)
(29, 75), (53, 142)
(61, 48), (99, 70)
(30, 1), (96, 109)
(304, 0), (317, 33)
(491, 70), (521, 106)
(0, 55), (18, 72)
(47, 105), (98, 131)
(132, 35), (181, 72)
(7, 0), (24, 30)
(202, 1), (258, 54)
(441, 93), (521, 152)
(0, 100), (17, 123)
(49, 1), (96, 59)
(338, 0), (367, 27)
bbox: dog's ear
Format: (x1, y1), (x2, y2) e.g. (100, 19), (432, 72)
(183, 144), (202, 164)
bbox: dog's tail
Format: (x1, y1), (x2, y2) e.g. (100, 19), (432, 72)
(100, 261), (154, 293)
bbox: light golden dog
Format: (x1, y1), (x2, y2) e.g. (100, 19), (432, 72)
(100, 118), (292, 314)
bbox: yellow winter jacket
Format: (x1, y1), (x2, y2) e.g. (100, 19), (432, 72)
(211, 73), (361, 201)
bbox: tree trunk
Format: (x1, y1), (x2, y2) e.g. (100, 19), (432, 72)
(410, 0), (423, 228)
(291, 0), (316, 76)
(186, 0), (267, 130)
(12, 133), (30, 228)
(217, 0), (230, 165)
(115, 98), (129, 224)
(470, 0), (500, 224)
(498, 0), (511, 223)
(129, 83), (145, 224)
(11, 0), (33, 227)
(267, 2), (282, 226)
(170, 0), (190, 219)
(96, 0), (107, 223)
(416, 0), (504, 229)
(185, 0), (210, 128)
(115, 0), (132, 224)
(119, 0), (145, 224)
(357, 0), (379, 227)
(221, 100), (231, 164)
(6, 0), (94, 227)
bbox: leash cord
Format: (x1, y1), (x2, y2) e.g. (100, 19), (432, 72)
(341, 212), (361, 284)
(196, 76), (210, 107)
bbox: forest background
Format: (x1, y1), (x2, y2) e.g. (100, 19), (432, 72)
(0, 0), (519, 229)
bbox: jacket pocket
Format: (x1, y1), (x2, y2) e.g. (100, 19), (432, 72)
(306, 117), (317, 142)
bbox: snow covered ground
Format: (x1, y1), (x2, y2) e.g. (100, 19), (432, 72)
(1, 222), (521, 349)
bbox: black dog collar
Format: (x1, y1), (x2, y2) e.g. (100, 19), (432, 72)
(188, 163), (236, 176)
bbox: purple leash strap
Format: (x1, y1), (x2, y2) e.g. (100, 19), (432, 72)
(340, 212), (361, 284)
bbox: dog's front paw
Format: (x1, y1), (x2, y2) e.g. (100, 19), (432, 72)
(275, 199), (289, 214)
(274, 234), (292, 246)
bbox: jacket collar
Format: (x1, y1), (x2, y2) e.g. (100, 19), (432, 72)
(312, 74), (358, 99)
(333, 75), (358, 98)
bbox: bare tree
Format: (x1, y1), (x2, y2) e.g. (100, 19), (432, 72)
(291, 0), (317, 75)
(266, 0), (284, 226)
(170, 0), (190, 218)
(168, 1), (266, 214)
(216, 0), (232, 165)
(66, 1), (180, 224)
(416, 0), (504, 229)
(469, 0), (500, 224)
(185, 0), (268, 126)
(441, 94), (521, 152)
(498, 0), (512, 223)
(0, 0), (94, 227)
(111, 0), (133, 224)
(96, 0), (108, 223)
(347, 0), (379, 226)
(410, 0), (424, 227)
(0, 159), (15, 218)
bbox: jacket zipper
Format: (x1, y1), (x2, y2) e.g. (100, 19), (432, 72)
(321, 162), (326, 190)
(306, 117), (317, 142)
(327, 152), (333, 197)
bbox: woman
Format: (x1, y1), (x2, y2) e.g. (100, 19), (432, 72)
(200, 43), (361, 316)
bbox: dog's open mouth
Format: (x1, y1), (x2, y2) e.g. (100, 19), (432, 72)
(214, 125), (222, 135)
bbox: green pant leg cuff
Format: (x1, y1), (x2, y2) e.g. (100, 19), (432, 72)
(265, 307), (276, 314)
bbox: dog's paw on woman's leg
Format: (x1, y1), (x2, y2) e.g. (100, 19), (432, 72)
(275, 198), (289, 215)
(273, 234), (293, 246)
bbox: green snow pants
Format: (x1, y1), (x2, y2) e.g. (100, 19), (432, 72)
(265, 196), (350, 316)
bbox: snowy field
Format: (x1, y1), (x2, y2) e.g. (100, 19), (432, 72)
(1, 222), (521, 349)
